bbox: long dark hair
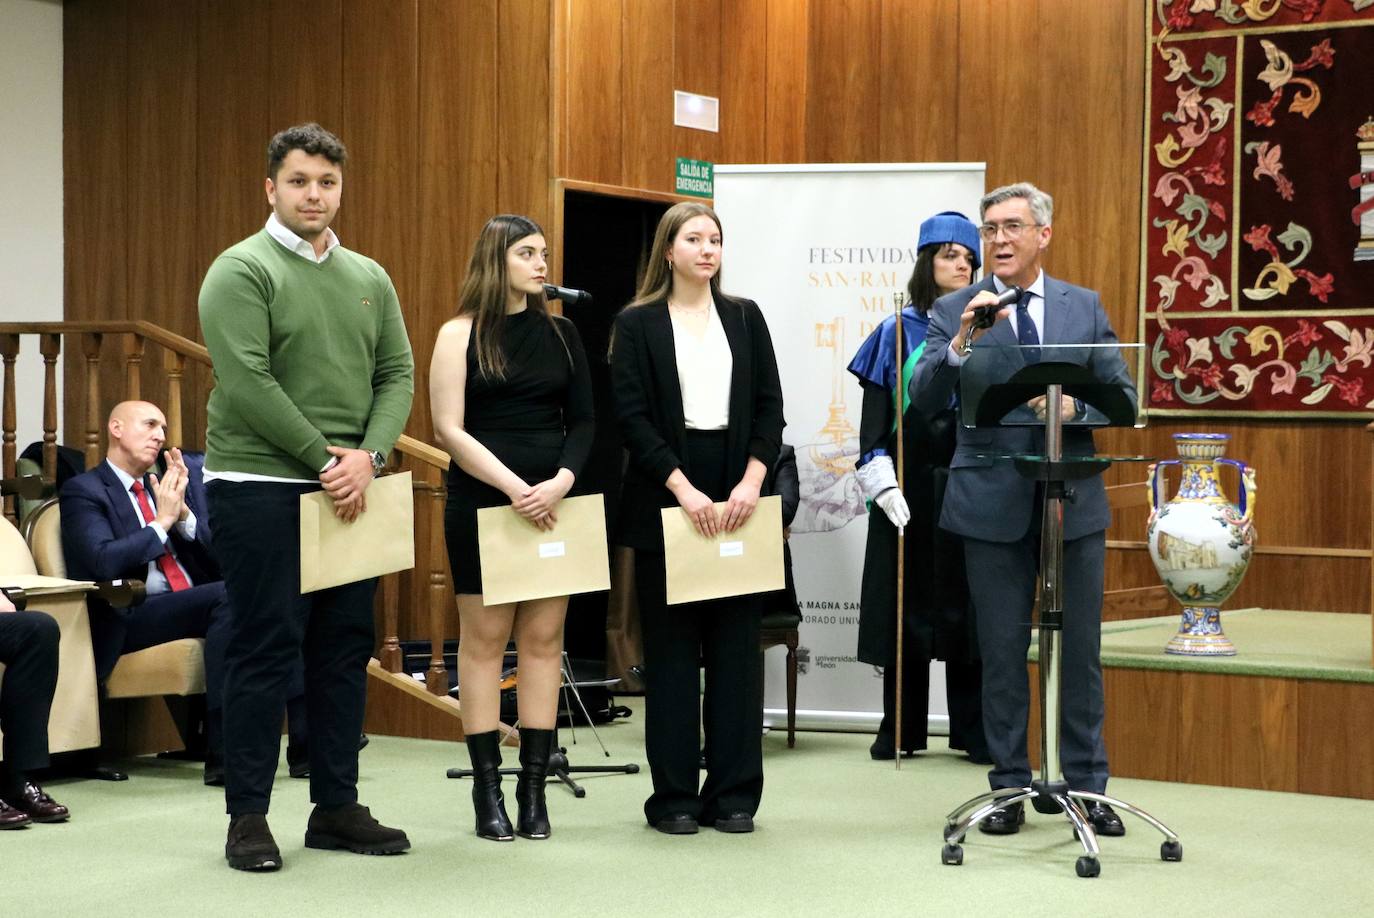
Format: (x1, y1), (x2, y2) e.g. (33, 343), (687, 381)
(905, 242), (973, 313)
(456, 214), (564, 380)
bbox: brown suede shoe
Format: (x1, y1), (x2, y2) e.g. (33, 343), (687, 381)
(0, 798), (32, 829)
(304, 803), (409, 855)
(11, 782), (69, 823)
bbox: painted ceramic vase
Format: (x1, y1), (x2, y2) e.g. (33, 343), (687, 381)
(1146, 433), (1257, 656)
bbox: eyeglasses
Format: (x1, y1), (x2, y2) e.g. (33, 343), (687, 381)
(978, 221), (1042, 241)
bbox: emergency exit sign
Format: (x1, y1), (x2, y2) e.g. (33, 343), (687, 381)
(675, 158), (713, 198)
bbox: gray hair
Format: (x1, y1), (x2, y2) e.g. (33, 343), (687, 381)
(980, 182), (1053, 226)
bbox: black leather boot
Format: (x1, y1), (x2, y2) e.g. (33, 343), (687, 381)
(465, 731), (514, 841)
(515, 728), (554, 840)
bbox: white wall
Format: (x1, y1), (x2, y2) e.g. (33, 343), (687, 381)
(0, 0), (63, 457)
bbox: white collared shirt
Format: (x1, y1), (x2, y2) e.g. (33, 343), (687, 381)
(264, 212), (340, 264)
(671, 303), (732, 430)
(106, 459), (196, 594)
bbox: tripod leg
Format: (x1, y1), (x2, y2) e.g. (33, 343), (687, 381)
(1055, 794), (1100, 858)
(945, 785), (1030, 829)
(560, 652), (611, 756)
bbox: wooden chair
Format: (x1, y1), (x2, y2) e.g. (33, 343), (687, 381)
(760, 605), (800, 748)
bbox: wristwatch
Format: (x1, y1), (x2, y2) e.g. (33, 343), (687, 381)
(367, 449), (387, 477)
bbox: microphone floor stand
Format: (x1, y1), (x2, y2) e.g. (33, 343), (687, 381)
(939, 382), (1182, 878)
(446, 651), (639, 797)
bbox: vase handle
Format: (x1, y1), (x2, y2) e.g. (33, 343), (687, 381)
(1217, 458), (1256, 522)
(1148, 459), (1180, 512)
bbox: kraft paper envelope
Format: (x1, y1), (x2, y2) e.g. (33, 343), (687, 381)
(476, 494), (611, 606)
(299, 471), (415, 592)
(661, 495), (784, 605)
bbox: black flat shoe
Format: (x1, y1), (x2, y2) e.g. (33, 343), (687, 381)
(652, 813), (699, 835)
(869, 733), (895, 760)
(978, 801), (1025, 835)
(713, 811), (754, 833)
(1085, 801), (1125, 837)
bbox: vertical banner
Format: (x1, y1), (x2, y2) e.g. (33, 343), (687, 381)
(714, 164), (985, 731)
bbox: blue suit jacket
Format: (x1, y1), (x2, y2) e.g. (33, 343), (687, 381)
(59, 458), (221, 677)
(908, 274), (1135, 543)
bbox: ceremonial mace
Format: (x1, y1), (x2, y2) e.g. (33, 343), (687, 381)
(892, 290), (906, 771)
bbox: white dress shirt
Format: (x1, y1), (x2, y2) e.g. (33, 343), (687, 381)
(671, 303), (732, 430)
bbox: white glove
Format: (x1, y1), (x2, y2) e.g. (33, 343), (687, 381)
(874, 487), (910, 532)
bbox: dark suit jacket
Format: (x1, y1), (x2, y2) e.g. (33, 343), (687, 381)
(59, 459), (221, 677)
(909, 274), (1135, 543)
(610, 292), (786, 550)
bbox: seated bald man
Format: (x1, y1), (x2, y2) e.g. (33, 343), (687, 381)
(59, 400), (233, 782)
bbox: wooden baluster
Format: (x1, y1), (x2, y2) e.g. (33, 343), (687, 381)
(1, 334), (18, 526)
(164, 349), (184, 448)
(40, 333), (60, 483)
(380, 570), (402, 673)
(124, 334), (145, 401)
(426, 466), (452, 696)
(82, 334), (103, 468)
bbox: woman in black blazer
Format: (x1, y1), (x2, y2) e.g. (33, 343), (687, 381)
(611, 201), (784, 835)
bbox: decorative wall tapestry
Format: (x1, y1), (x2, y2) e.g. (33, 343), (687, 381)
(1143, 1), (1374, 416)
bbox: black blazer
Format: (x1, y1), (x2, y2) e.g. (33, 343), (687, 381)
(610, 292), (785, 550)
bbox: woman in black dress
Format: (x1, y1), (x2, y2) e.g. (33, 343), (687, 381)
(611, 202), (784, 835)
(430, 215), (593, 842)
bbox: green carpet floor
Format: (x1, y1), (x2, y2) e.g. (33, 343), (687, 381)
(4, 698), (1371, 917)
(1029, 608), (1374, 682)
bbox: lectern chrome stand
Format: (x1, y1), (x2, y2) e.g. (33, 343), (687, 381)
(939, 357), (1182, 878)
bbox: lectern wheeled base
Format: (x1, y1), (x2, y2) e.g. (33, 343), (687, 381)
(941, 781), (1183, 877)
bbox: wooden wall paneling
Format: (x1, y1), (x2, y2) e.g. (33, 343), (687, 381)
(718, 0), (768, 165)
(803, 0), (881, 164)
(498, 0), (554, 225)
(763, 0), (808, 163)
(1177, 672), (1297, 791)
(1103, 666), (1180, 782)
(1296, 680), (1374, 799)
(196, 2), (273, 274)
(1033, 0), (1143, 341)
(63, 0), (129, 446)
(269, 0), (344, 132)
(619, 0), (675, 193)
(671, 0), (723, 169)
(953, 0), (1042, 189)
(339, 0), (418, 315)
(562, 0), (624, 185)
(126, 2), (201, 442)
(877, 0), (959, 163)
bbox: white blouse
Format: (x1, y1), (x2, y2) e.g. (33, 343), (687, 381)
(671, 303), (732, 430)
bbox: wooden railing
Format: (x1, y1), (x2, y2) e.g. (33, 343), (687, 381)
(0, 320), (458, 695)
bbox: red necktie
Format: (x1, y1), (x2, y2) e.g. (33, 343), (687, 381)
(130, 480), (192, 592)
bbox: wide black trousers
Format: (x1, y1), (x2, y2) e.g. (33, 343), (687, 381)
(0, 610), (60, 780)
(207, 480), (377, 817)
(635, 430), (764, 825)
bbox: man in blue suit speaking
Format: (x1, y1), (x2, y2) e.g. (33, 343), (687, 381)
(60, 400), (231, 782)
(910, 183), (1135, 838)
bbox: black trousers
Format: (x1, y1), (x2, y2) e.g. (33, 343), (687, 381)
(0, 610), (60, 781)
(963, 528), (1108, 793)
(635, 429), (763, 824)
(207, 481), (377, 817)
(877, 655), (986, 757)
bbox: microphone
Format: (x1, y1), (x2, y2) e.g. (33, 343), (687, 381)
(971, 284), (1023, 331)
(542, 284), (593, 307)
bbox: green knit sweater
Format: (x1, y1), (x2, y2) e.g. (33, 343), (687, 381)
(198, 230), (415, 479)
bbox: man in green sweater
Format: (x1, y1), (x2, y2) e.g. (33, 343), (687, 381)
(199, 123), (414, 872)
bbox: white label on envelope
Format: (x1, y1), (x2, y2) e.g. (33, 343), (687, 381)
(719, 541), (744, 558)
(539, 541), (567, 559)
